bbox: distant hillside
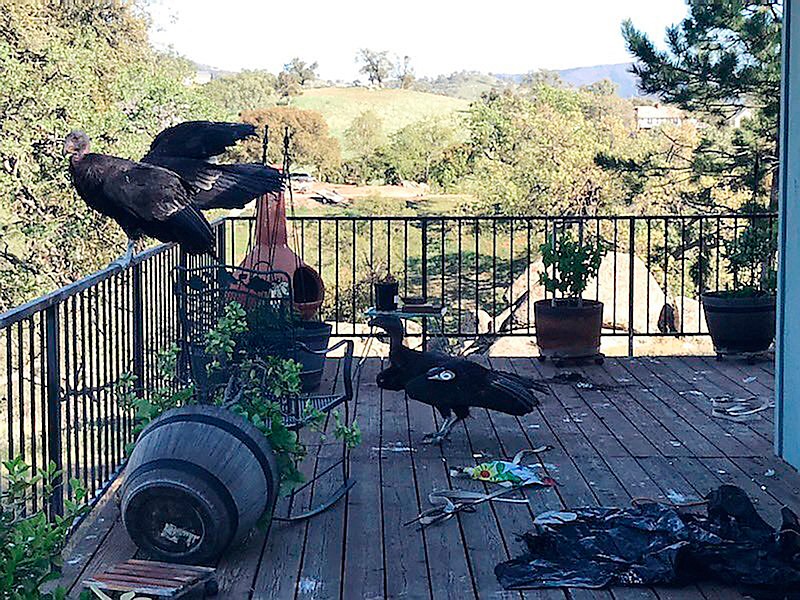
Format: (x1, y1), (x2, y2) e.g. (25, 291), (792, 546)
(494, 63), (644, 98)
(293, 87), (468, 146)
(413, 71), (510, 100)
(557, 63), (642, 97)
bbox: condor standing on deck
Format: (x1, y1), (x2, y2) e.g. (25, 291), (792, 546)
(371, 315), (546, 444)
(64, 121), (282, 267)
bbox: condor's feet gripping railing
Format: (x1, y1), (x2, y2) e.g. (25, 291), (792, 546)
(174, 263), (355, 521)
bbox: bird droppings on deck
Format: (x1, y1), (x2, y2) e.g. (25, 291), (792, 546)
(371, 442), (417, 455)
(298, 577), (322, 594)
(538, 463), (560, 472)
(666, 489), (692, 504)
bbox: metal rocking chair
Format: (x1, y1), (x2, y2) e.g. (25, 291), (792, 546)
(174, 262), (355, 521)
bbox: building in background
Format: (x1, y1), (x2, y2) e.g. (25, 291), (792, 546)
(635, 103), (684, 129)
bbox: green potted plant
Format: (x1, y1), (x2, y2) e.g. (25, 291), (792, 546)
(701, 214), (776, 358)
(535, 231), (606, 363)
(242, 300), (332, 391)
(371, 268), (399, 312)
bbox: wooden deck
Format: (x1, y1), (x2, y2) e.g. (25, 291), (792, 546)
(61, 355), (797, 600)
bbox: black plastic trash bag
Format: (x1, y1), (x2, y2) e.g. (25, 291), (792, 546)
(495, 485), (800, 596)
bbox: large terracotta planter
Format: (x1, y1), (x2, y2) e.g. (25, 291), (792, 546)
(701, 291), (775, 357)
(534, 299), (604, 362)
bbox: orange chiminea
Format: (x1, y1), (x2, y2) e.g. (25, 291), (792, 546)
(238, 190), (325, 319)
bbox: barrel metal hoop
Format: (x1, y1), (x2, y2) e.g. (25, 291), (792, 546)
(139, 413), (276, 491)
(126, 457), (240, 547)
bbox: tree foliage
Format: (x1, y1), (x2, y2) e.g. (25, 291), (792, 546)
(344, 111), (385, 156)
(237, 107), (342, 180)
(200, 70), (277, 119)
(394, 55), (415, 89)
(384, 118), (458, 183)
(356, 49), (393, 86)
(0, 0), (220, 311)
(620, 1), (782, 206)
(284, 57), (318, 86)
(276, 71), (302, 103)
(462, 87), (633, 215)
(341, 116), (460, 186)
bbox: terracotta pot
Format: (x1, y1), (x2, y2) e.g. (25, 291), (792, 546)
(237, 192), (325, 320)
(534, 299), (603, 359)
(701, 292), (775, 356)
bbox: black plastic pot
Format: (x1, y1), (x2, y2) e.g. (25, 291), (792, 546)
(294, 320), (333, 391)
(701, 291), (775, 356)
(534, 299), (603, 361)
(374, 281), (399, 311)
(247, 321), (333, 391)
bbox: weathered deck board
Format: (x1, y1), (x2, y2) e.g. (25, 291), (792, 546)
(380, 366), (432, 600)
(521, 357), (661, 600)
(407, 395), (476, 599)
(341, 357), (385, 600)
(253, 357), (344, 600)
(63, 355), (799, 600)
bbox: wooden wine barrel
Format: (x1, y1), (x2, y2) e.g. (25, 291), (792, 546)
(120, 405), (279, 564)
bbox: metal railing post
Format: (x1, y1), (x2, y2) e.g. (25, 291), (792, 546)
(216, 221), (227, 264)
(628, 217), (636, 357)
(132, 263), (145, 391)
(421, 218), (428, 351)
(44, 304), (63, 517)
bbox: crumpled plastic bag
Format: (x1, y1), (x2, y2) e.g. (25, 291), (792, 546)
(495, 485), (800, 596)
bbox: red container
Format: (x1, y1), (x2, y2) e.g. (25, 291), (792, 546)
(534, 299), (603, 359)
(237, 191), (325, 320)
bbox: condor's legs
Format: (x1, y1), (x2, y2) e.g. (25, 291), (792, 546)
(109, 239), (136, 270)
(422, 414), (458, 445)
(421, 407), (469, 445)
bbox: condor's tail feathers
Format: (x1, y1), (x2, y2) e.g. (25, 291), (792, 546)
(486, 372), (541, 415)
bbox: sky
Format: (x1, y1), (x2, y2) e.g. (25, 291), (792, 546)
(147, 0), (689, 80)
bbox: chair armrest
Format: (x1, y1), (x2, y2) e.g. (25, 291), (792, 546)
(294, 339), (355, 401)
(294, 339), (350, 356)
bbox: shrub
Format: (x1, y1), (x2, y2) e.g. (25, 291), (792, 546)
(0, 458), (87, 600)
(539, 231), (605, 301)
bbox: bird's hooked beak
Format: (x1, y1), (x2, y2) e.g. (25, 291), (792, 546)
(368, 317), (390, 343)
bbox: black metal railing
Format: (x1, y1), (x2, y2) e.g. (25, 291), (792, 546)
(0, 212), (776, 515)
(228, 213), (776, 351)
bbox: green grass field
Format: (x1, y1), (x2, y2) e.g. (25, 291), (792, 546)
(293, 87), (469, 147)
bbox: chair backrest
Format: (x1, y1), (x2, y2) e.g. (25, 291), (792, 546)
(174, 264), (298, 400)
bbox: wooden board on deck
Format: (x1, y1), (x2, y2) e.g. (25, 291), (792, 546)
(83, 559), (216, 599)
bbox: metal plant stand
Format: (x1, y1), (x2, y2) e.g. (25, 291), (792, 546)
(174, 263), (355, 521)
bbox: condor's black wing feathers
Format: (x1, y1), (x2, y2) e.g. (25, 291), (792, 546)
(404, 359), (540, 417)
(144, 121), (256, 160)
(149, 157), (283, 210)
(142, 121), (283, 210)
(100, 164), (214, 255)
